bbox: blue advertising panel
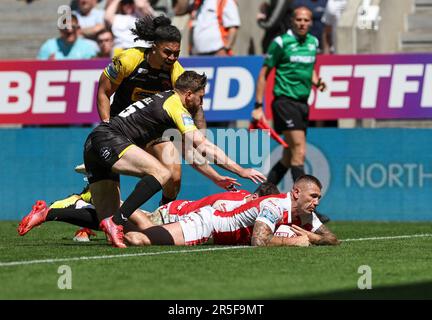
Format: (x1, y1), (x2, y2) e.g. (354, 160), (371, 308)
(1, 128), (431, 221)
(263, 129), (432, 221)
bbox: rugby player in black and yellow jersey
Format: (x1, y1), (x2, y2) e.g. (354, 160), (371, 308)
(81, 16), (204, 205)
(88, 71), (266, 247)
(44, 16), (201, 241)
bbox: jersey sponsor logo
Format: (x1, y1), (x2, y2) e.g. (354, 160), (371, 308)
(290, 56), (316, 63)
(258, 204), (280, 225)
(182, 113), (194, 126)
(100, 146), (113, 161)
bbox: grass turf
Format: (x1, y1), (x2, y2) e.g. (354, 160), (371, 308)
(0, 221), (431, 299)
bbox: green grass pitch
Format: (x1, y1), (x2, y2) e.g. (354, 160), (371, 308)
(0, 221), (431, 299)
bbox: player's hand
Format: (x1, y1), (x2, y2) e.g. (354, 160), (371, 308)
(293, 234), (311, 247)
(291, 225), (321, 244)
(251, 107), (263, 121)
(239, 168), (267, 184)
(214, 176), (241, 191)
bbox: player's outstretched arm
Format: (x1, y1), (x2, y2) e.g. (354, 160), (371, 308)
(184, 130), (266, 184)
(251, 221), (310, 247)
(183, 143), (241, 190)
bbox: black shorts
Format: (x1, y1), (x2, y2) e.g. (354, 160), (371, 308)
(83, 123), (132, 184)
(271, 96), (309, 133)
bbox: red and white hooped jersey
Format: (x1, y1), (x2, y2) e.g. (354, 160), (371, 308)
(179, 193), (291, 246)
(178, 192), (323, 246)
(162, 190), (252, 223)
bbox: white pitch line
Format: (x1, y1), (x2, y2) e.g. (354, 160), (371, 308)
(0, 246), (252, 267)
(1, 233), (431, 267)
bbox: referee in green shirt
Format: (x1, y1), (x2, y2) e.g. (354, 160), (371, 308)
(253, 6), (330, 223)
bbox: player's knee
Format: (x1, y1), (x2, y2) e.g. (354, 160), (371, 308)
(149, 165), (171, 186)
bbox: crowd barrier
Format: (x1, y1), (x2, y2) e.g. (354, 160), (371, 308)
(1, 53), (432, 124)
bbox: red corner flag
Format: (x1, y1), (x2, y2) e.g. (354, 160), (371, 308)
(249, 118), (289, 148)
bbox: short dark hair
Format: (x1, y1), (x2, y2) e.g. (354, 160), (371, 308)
(254, 182), (280, 197)
(175, 71), (207, 93)
(294, 175), (322, 189)
(131, 15), (181, 43)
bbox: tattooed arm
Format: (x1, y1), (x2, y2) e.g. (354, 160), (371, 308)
(290, 224), (340, 246)
(314, 224), (340, 245)
(251, 221), (310, 247)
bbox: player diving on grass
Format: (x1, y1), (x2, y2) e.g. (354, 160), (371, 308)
(18, 71), (267, 248)
(17, 182), (279, 241)
(125, 175), (340, 247)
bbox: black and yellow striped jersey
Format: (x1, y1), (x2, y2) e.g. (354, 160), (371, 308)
(108, 90), (197, 147)
(103, 47), (185, 117)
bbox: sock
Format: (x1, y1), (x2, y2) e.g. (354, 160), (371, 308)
(46, 208), (99, 230)
(159, 193), (176, 206)
(113, 175), (162, 225)
(267, 161), (289, 185)
(291, 165), (305, 182)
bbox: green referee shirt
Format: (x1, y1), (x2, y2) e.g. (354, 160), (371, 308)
(264, 29), (319, 102)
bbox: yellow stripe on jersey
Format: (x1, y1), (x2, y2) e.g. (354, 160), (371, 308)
(103, 48), (146, 85)
(171, 61), (185, 87)
(163, 94), (197, 134)
(118, 144), (134, 158)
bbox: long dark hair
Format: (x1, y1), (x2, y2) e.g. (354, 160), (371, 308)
(131, 15), (181, 43)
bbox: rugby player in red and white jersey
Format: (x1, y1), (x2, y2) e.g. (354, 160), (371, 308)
(125, 175), (340, 247)
(148, 182), (280, 225)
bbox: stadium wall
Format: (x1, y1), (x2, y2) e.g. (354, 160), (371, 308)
(1, 128), (431, 221)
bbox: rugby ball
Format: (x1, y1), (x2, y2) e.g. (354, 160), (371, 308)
(274, 225), (297, 238)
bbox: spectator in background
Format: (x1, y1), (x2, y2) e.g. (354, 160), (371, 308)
(257, 0), (293, 53)
(105, 0), (155, 54)
(292, 0), (327, 52)
(95, 29), (114, 57)
(252, 7), (330, 224)
(73, 0), (105, 40)
(190, 0), (241, 56)
(37, 14), (98, 60)
(321, 0), (347, 54)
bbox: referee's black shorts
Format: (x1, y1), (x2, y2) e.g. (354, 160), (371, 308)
(83, 123), (132, 184)
(271, 95), (309, 133)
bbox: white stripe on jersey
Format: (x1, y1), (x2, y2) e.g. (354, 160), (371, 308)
(211, 196), (292, 233)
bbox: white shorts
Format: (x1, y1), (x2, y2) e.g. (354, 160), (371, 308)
(179, 206), (215, 245)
